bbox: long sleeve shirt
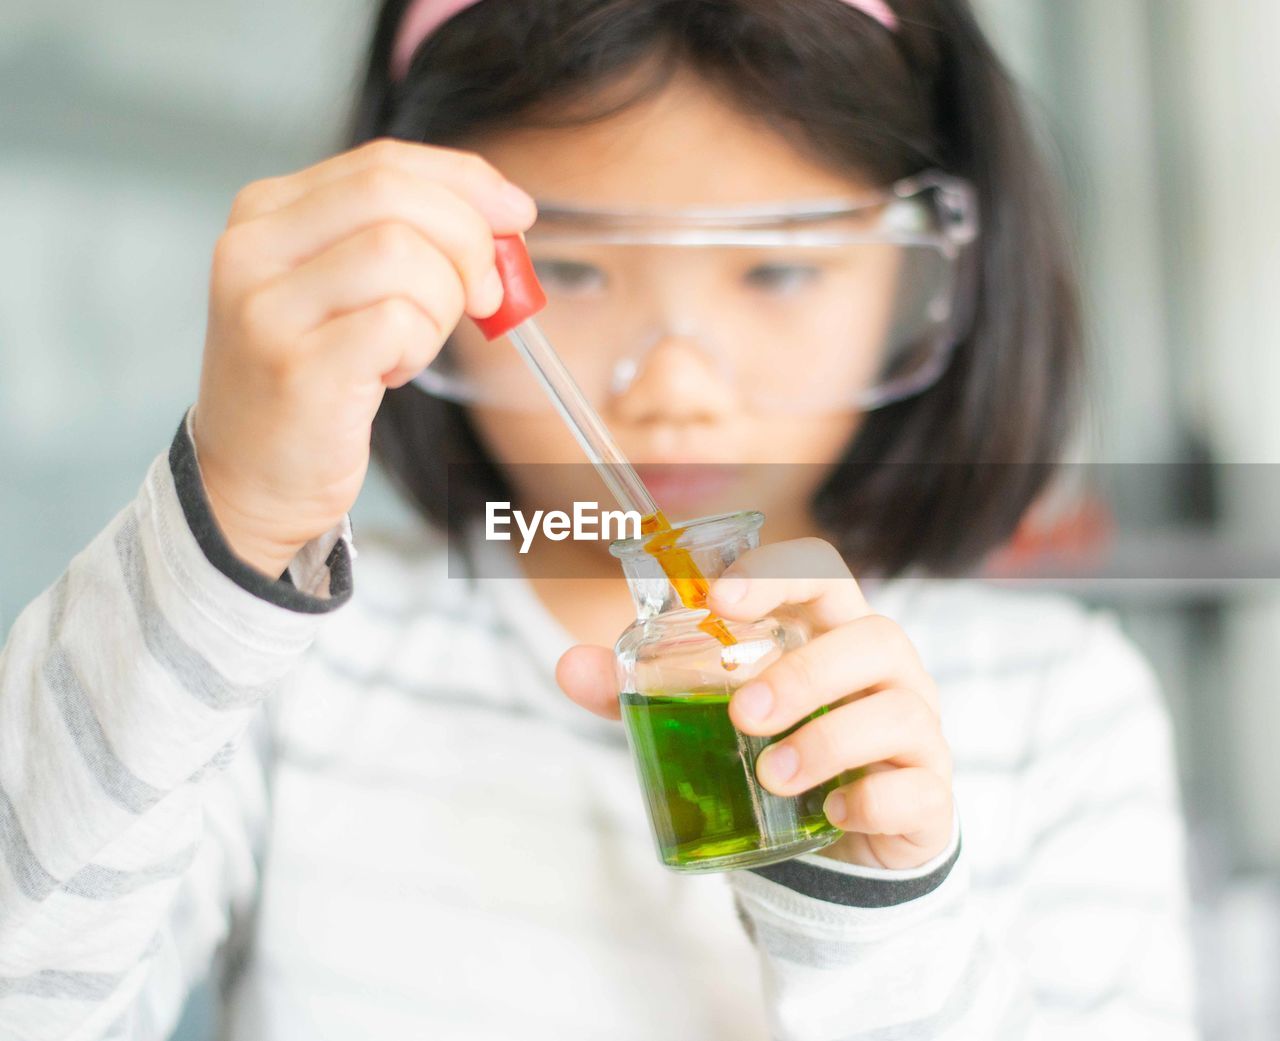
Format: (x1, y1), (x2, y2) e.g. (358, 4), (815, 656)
(0, 418), (1199, 1040)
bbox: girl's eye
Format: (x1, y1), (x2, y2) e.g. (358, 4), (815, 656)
(742, 263), (822, 294)
(532, 259), (608, 295)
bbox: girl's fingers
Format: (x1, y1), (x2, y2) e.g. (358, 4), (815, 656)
(227, 138), (537, 233)
(707, 538), (871, 632)
(753, 688), (951, 796)
(248, 221), (465, 344)
(823, 767), (954, 849)
(729, 615), (937, 735)
(556, 645), (622, 721)
(235, 173), (504, 318)
(300, 297), (449, 390)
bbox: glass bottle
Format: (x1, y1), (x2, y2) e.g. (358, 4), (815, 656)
(611, 511), (845, 873)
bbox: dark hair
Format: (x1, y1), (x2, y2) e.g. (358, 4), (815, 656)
(353, 0), (1082, 576)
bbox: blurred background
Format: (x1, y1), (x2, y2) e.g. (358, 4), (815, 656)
(1, 1), (1276, 1037)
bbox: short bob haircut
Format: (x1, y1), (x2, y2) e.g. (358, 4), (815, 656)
(352, 0), (1082, 577)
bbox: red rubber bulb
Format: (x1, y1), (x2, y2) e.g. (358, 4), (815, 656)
(473, 235), (548, 341)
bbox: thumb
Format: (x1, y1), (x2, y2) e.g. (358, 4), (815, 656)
(555, 645), (621, 721)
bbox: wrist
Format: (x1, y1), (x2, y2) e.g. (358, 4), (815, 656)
(170, 411), (354, 613)
(201, 481), (306, 579)
(189, 408), (308, 578)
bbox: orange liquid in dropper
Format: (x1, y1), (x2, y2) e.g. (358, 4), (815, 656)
(640, 510), (739, 663)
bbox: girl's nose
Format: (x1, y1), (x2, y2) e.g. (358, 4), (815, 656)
(609, 333), (738, 425)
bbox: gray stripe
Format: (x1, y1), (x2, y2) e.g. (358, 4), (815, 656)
(188, 739), (238, 783)
(46, 573), (162, 813)
(755, 898), (967, 969)
(1027, 788), (1172, 856)
(312, 648), (627, 750)
(0, 781), (58, 901)
(1035, 977), (1190, 1020)
(62, 844), (199, 901)
(0, 779), (194, 904)
(954, 697), (1152, 776)
(973, 787), (1174, 890)
(1023, 886), (1175, 916)
(351, 589), (506, 630)
(313, 542), (620, 748)
(113, 517), (273, 711)
(931, 637), (1078, 786)
(928, 645), (1080, 689)
(835, 937), (996, 1040)
(316, 647), (521, 712)
(274, 742), (641, 837)
(0, 967), (123, 1001)
(209, 740), (237, 769)
(1028, 917), (1191, 1020)
(43, 644), (163, 815)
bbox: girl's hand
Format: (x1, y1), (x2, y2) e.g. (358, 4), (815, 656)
(557, 538), (954, 871)
(194, 139), (537, 577)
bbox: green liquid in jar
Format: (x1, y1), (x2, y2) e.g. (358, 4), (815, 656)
(620, 690), (845, 872)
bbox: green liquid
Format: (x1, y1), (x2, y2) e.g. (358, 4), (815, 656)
(620, 690), (844, 872)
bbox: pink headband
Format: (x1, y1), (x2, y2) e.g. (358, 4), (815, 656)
(392, 0), (898, 82)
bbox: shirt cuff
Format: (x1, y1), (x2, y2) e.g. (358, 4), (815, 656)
(169, 410), (354, 614)
(728, 810), (966, 939)
(748, 811), (962, 908)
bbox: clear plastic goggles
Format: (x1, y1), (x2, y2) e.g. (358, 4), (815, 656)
(413, 172), (978, 414)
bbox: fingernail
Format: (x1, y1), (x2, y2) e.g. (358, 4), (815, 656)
(824, 792), (847, 827)
(501, 182), (537, 219)
(479, 268), (504, 314)
(734, 682), (773, 724)
(713, 574), (749, 605)
(759, 743), (799, 786)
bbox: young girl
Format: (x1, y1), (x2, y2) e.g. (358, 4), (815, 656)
(0, 1), (1197, 1038)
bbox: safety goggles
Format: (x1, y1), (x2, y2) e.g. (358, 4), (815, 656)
(412, 171), (978, 414)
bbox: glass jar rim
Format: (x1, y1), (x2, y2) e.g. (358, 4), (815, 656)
(608, 510), (765, 559)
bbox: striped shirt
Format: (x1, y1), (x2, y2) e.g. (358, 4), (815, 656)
(0, 419), (1199, 1040)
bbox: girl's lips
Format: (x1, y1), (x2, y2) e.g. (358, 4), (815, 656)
(633, 464), (744, 514)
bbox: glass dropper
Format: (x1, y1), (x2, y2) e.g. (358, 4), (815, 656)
(509, 320), (660, 519)
(473, 237), (736, 648)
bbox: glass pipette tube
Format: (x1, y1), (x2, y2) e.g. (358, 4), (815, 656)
(506, 321), (736, 648)
(505, 320), (658, 519)
(477, 237), (737, 650)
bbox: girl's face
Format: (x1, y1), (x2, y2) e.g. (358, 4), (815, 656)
(456, 71), (894, 536)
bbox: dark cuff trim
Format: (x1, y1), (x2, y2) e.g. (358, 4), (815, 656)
(168, 414), (353, 615)
(747, 836), (962, 909)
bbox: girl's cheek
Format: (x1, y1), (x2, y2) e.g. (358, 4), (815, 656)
(745, 413), (864, 466)
(467, 403), (861, 525)
(473, 405), (862, 471)
(470, 408), (581, 466)
(468, 407), (609, 505)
